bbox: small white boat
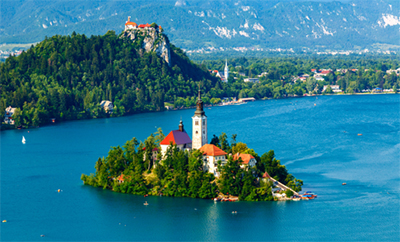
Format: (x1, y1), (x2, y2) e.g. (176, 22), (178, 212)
(22, 136), (26, 144)
(144, 201), (149, 206)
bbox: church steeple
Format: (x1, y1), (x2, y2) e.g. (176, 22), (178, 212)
(224, 59), (229, 82)
(192, 85), (208, 149)
(195, 86), (205, 116)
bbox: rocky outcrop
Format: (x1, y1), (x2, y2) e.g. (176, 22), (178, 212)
(123, 27), (171, 65)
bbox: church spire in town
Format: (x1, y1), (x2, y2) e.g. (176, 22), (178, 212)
(224, 59), (229, 82)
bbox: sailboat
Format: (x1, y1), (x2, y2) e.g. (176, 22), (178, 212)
(22, 136), (26, 144)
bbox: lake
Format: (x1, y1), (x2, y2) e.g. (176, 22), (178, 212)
(1, 94), (399, 241)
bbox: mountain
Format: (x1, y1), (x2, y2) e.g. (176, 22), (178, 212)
(1, 0), (399, 51)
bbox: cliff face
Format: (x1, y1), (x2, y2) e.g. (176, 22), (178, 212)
(123, 27), (171, 65)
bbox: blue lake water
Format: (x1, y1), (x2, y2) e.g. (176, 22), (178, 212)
(1, 94), (399, 241)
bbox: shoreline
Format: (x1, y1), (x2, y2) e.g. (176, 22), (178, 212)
(2, 92), (398, 131)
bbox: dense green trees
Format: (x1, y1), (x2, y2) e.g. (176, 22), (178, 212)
(0, 31), (218, 127)
(200, 57), (399, 100)
(82, 130), (302, 201)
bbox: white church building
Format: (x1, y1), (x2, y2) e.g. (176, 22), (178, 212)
(159, 89), (227, 176)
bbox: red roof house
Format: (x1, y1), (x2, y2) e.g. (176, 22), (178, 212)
(199, 144), (227, 157)
(233, 153), (255, 164)
(233, 153), (257, 168)
(262, 171), (271, 178)
(117, 174), (130, 183)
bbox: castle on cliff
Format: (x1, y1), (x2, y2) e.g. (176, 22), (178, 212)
(124, 16), (162, 31)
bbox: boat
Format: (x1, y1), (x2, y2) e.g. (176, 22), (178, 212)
(293, 198), (301, 201)
(342, 183), (347, 185)
(22, 136), (26, 144)
(144, 201), (149, 206)
(358, 134), (362, 136)
(2, 220), (6, 223)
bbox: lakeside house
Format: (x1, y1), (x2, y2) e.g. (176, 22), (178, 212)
(199, 144), (227, 177)
(323, 85), (342, 93)
(4, 106), (16, 125)
(100, 100), (114, 113)
(233, 153), (257, 169)
(238, 97), (256, 102)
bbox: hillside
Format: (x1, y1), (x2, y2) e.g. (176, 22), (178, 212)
(0, 28), (219, 127)
(1, 0), (399, 52)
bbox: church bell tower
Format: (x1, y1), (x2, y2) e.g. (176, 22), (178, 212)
(192, 88), (208, 149)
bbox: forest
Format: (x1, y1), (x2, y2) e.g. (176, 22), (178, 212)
(0, 30), (219, 127)
(81, 130), (303, 201)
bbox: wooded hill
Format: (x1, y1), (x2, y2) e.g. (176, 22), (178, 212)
(0, 30), (219, 127)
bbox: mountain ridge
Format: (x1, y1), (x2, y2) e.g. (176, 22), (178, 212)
(1, 0), (399, 51)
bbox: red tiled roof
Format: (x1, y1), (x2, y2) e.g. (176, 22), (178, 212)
(233, 153), (255, 164)
(199, 144), (227, 156)
(142, 147), (159, 151)
(138, 23), (151, 28)
(160, 130), (192, 145)
(321, 70), (331, 74)
(125, 21), (137, 26)
(118, 174), (125, 182)
(262, 171), (271, 178)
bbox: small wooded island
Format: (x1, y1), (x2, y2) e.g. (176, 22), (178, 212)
(81, 90), (303, 201)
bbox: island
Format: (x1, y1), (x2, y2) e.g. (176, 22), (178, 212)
(81, 90), (304, 201)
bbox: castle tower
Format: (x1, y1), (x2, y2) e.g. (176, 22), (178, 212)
(192, 88), (208, 149)
(224, 59), (229, 82)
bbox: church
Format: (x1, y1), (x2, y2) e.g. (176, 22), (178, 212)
(160, 89), (227, 176)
